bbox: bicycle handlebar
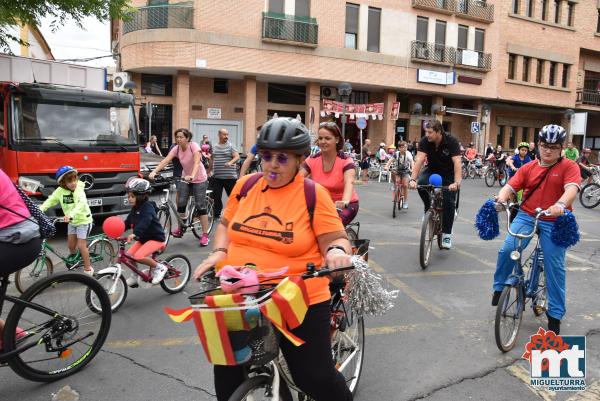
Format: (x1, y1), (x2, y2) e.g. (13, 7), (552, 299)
(495, 202), (549, 239)
(416, 184), (452, 190)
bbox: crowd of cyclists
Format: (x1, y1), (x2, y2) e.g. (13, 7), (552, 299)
(0, 113), (594, 399)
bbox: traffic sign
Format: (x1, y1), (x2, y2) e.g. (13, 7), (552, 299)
(356, 118), (367, 130)
(471, 122), (481, 134)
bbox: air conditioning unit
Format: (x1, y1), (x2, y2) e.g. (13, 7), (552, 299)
(113, 72), (130, 92)
(321, 86), (337, 100)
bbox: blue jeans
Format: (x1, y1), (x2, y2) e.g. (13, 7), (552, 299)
(493, 211), (567, 320)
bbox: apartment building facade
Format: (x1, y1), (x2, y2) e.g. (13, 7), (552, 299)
(114, 0), (600, 158)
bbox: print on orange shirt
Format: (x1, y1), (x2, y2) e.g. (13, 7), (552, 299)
(231, 206), (295, 244)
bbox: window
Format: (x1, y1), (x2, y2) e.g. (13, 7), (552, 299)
(345, 3), (359, 49)
(295, 0), (309, 17)
(522, 57), (530, 82)
(497, 126), (505, 146)
(509, 126), (516, 149)
(350, 90), (369, 104)
(141, 74), (173, 96)
(597, 9), (600, 33)
(416, 16), (428, 42)
(367, 7), (381, 52)
(562, 64), (569, 88)
(526, 0), (533, 17)
(474, 29), (484, 52)
(434, 20), (446, 62)
(549, 62), (557, 86)
(522, 127), (529, 142)
(541, 0), (548, 20)
(508, 54), (516, 79)
(567, 2), (574, 26)
(512, 0), (519, 14)
(267, 83), (306, 105)
(269, 0), (284, 13)
(213, 79), (228, 94)
(458, 25), (468, 49)
(554, 0), (561, 23)
(536, 59), (543, 84)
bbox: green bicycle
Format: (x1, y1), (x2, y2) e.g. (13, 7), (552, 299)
(14, 220), (116, 294)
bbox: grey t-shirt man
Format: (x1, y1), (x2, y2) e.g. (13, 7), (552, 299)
(212, 142), (238, 179)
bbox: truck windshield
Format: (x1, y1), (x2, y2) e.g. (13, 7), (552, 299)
(11, 96), (137, 149)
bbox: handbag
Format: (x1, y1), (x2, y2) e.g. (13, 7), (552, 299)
(0, 185), (56, 238)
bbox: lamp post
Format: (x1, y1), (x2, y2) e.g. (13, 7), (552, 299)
(564, 108), (575, 143)
(481, 104), (491, 155)
(337, 82), (352, 140)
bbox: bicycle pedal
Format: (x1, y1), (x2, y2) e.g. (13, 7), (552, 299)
(533, 305), (546, 315)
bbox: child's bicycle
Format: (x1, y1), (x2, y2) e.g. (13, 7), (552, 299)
(391, 178), (406, 218)
(0, 270), (111, 381)
(154, 175), (215, 247)
(87, 237), (191, 312)
(192, 241), (369, 401)
(14, 219), (116, 294)
(493, 202), (548, 352)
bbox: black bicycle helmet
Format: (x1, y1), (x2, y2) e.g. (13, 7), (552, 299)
(125, 177), (152, 194)
(539, 124), (567, 145)
(256, 117), (311, 155)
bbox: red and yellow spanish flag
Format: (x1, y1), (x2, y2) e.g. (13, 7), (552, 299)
(260, 277), (309, 346)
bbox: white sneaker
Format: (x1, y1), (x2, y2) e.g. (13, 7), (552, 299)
(403, 202), (408, 209)
(126, 273), (139, 287)
(441, 234), (452, 249)
(83, 267), (94, 276)
(151, 263), (169, 284)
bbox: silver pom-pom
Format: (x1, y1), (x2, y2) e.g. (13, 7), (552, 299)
(345, 255), (399, 316)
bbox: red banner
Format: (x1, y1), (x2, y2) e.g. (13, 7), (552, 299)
(321, 99), (385, 120)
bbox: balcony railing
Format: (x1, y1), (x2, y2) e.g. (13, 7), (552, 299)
(577, 90), (600, 106)
(262, 12), (318, 46)
(411, 41), (492, 71)
(412, 0), (494, 22)
(123, 4), (194, 34)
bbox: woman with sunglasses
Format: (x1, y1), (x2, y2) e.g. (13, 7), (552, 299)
(193, 117), (353, 401)
(300, 122), (359, 226)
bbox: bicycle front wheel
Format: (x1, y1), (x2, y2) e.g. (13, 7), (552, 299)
(14, 256), (54, 294)
(392, 187), (398, 218)
(579, 183), (600, 209)
(228, 376), (272, 401)
(485, 169), (496, 187)
(3, 272), (111, 382)
(88, 272), (128, 313)
(419, 210), (435, 269)
(160, 255), (191, 294)
(157, 206), (172, 248)
(88, 238), (116, 270)
(331, 308), (365, 395)
(494, 285), (524, 352)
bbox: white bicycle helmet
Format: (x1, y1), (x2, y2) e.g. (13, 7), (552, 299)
(539, 124), (567, 145)
(125, 177), (152, 194)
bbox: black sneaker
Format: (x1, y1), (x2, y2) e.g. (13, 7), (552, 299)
(491, 291), (502, 306)
(547, 314), (561, 335)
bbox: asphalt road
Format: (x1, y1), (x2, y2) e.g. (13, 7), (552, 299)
(1, 177), (599, 401)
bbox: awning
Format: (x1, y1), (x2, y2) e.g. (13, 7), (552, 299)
(444, 107), (479, 117)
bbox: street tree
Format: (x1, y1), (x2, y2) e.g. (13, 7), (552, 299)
(0, 0), (130, 53)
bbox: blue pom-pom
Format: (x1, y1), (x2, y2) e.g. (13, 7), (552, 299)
(475, 199), (500, 240)
(429, 174), (443, 187)
(551, 210), (580, 248)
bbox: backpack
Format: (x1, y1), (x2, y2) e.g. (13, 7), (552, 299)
(236, 173), (316, 227)
(0, 184), (56, 239)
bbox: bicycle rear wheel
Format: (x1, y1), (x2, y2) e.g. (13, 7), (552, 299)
(160, 255), (191, 294)
(206, 197), (215, 234)
(14, 256), (54, 294)
(419, 210), (434, 269)
(88, 273), (128, 313)
(228, 375), (273, 401)
(331, 304), (364, 395)
(88, 238), (116, 270)
(3, 272), (111, 382)
(485, 169), (496, 187)
(494, 285), (524, 352)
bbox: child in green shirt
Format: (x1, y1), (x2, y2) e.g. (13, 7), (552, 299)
(41, 166), (94, 275)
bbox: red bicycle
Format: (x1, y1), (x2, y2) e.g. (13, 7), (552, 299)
(87, 238), (191, 312)
(392, 178), (406, 218)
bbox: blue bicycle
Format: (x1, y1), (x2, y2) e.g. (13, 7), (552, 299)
(494, 202), (548, 352)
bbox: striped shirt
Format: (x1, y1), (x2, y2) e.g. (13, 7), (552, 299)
(212, 142), (238, 179)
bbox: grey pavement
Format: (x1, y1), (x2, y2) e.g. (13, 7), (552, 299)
(1, 178), (599, 401)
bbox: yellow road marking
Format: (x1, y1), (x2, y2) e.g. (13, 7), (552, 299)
(507, 364), (555, 401)
(370, 259), (446, 319)
(566, 380), (600, 400)
(452, 247), (496, 268)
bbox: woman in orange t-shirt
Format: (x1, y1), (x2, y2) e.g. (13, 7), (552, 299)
(193, 118), (353, 401)
(301, 122), (359, 226)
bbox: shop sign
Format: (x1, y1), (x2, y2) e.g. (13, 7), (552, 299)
(417, 69), (455, 85)
(207, 108), (221, 119)
(461, 50), (479, 67)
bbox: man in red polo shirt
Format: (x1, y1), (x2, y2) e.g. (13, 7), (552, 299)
(492, 124), (581, 335)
